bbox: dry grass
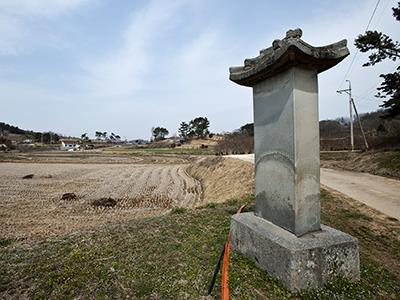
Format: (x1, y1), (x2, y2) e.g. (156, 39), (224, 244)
(0, 153), (400, 298)
(1, 191), (399, 299)
(187, 157), (254, 203)
(0, 162), (202, 242)
(180, 137), (218, 149)
(320, 150), (400, 179)
(321, 187), (400, 280)
(0, 155), (253, 243)
(0, 150), (192, 164)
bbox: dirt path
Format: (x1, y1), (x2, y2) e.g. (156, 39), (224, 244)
(320, 168), (400, 220)
(228, 154), (400, 220)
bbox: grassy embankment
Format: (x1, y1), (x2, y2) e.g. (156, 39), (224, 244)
(1, 188), (399, 299)
(321, 149), (400, 179)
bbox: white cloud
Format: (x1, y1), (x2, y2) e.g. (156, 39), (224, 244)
(80, 0), (185, 98)
(174, 30), (222, 87)
(1, 0), (398, 139)
(160, 29), (253, 133)
(0, 0), (91, 55)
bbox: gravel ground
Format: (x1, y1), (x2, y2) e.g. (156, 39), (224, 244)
(0, 162), (202, 242)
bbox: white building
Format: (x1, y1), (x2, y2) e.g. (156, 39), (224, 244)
(60, 139), (80, 151)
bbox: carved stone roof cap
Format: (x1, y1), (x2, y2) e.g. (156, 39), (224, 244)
(229, 28), (349, 87)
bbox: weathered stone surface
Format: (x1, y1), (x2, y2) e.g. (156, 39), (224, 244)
(253, 66), (320, 236)
(230, 212), (360, 291)
(229, 28), (349, 87)
(228, 28), (359, 290)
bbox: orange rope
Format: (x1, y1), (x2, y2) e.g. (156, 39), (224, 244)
(221, 236), (230, 300)
(221, 204), (246, 300)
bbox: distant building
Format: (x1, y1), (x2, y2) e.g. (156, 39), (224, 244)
(130, 139), (149, 145)
(60, 139), (80, 151)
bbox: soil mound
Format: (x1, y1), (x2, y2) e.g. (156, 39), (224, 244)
(61, 193), (77, 201)
(91, 197), (117, 208)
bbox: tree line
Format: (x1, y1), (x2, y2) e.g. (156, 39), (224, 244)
(152, 117), (210, 141)
(80, 132), (122, 142)
(0, 122), (60, 144)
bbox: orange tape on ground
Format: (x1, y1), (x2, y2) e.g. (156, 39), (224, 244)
(221, 236), (230, 299)
(221, 204), (247, 300)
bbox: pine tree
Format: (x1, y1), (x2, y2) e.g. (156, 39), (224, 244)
(355, 1), (400, 118)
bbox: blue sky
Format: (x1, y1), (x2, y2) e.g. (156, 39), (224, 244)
(0, 0), (399, 139)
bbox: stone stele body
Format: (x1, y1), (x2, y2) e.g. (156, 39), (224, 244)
(228, 28), (360, 290)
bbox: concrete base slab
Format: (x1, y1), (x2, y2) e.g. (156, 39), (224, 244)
(230, 212), (360, 291)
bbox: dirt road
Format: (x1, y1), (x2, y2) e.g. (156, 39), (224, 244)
(228, 154), (400, 220)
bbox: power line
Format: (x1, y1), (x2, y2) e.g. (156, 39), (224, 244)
(353, 94), (377, 102)
(372, 0), (391, 29)
(356, 102), (378, 110)
(338, 53), (360, 90)
(358, 64), (399, 98)
(365, 0), (382, 30)
(359, 84), (380, 98)
(352, 96), (379, 110)
(337, 0), (381, 89)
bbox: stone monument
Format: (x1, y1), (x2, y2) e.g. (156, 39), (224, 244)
(229, 29), (360, 290)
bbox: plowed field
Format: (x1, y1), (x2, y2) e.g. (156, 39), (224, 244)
(0, 162), (202, 241)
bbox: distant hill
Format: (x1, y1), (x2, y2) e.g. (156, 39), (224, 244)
(0, 122), (31, 135)
(217, 109), (400, 154)
(320, 110), (400, 150)
(0, 122), (61, 144)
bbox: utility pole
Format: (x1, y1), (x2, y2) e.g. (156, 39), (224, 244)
(337, 80), (354, 151)
(337, 80), (369, 151)
(350, 97), (369, 150)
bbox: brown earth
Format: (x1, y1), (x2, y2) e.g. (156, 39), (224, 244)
(0, 155), (254, 243)
(1, 154), (400, 295)
(187, 156), (254, 203)
(2, 152), (399, 284)
(0, 161), (202, 242)
(180, 137), (218, 149)
(0, 151), (190, 164)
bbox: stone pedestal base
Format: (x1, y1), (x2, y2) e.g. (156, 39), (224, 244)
(230, 212), (360, 291)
